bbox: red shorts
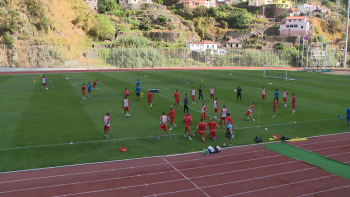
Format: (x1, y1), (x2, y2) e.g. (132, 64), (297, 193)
(191, 95), (195, 100)
(159, 124), (168, 130)
(185, 126), (191, 131)
(197, 130), (205, 138)
(93, 85), (96, 88)
(221, 117), (226, 121)
(148, 99), (152, 103)
(201, 113), (207, 120)
(245, 111), (252, 115)
(124, 106), (129, 112)
(104, 126), (110, 131)
(125, 94), (129, 97)
(42, 83), (46, 87)
(214, 108), (218, 113)
(283, 97), (287, 102)
(82, 91), (85, 95)
(210, 94), (214, 98)
(170, 117), (174, 123)
(262, 94), (266, 99)
(175, 99), (179, 104)
(292, 104), (295, 108)
(273, 108), (277, 112)
(209, 130), (216, 139)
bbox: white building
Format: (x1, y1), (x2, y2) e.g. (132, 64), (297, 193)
(280, 16), (310, 36)
(85, 0), (98, 10)
(249, 0), (272, 6)
(186, 40), (218, 51)
(297, 3), (320, 14)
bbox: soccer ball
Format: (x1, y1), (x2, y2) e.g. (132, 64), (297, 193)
(50, 81), (51, 82)
(234, 89), (237, 92)
(97, 88), (99, 91)
(46, 88), (48, 90)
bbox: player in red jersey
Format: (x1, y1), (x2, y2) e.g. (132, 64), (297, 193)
(173, 90), (180, 109)
(213, 98), (219, 119)
(283, 89), (288, 107)
(245, 102), (255, 122)
(194, 119), (207, 142)
(190, 87), (196, 104)
(226, 113), (233, 126)
(103, 112), (110, 139)
(42, 76), (47, 90)
(262, 86), (267, 103)
(207, 118), (220, 141)
(167, 106), (176, 130)
(210, 86), (215, 101)
(273, 97), (277, 118)
(291, 93), (296, 113)
(82, 84), (86, 99)
(201, 102), (207, 123)
(220, 105), (228, 127)
(182, 113), (193, 140)
(93, 79), (97, 89)
(124, 88), (129, 98)
(147, 90), (153, 109)
(157, 112), (171, 140)
(123, 97), (130, 117)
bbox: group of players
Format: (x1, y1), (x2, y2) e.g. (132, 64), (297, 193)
(81, 80), (98, 99)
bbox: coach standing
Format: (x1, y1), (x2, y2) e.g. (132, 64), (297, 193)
(236, 85), (242, 102)
(184, 94), (189, 115)
(198, 85), (203, 102)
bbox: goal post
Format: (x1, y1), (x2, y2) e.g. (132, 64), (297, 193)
(264, 65), (296, 81)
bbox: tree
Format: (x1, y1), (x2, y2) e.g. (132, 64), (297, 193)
(158, 15), (168, 23)
(194, 5), (208, 17)
(220, 20), (228, 29)
(98, 0), (119, 13)
(227, 12), (249, 29)
(208, 7), (218, 17)
(180, 5), (193, 18)
(279, 13), (287, 19)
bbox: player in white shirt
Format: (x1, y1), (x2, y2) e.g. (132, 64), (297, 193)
(191, 87), (196, 104)
(123, 97), (130, 117)
(210, 86), (215, 101)
(103, 112), (111, 139)
(157, 112), (171, 140)
(283, 89), (288, 107)
(262, 86), (267, 103)
(213, 98), (219, 119)
(245, 102), (255, 122)
(42, 76), (47, 90)
(220, 105), (228, 127)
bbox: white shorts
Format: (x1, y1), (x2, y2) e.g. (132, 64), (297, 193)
(232, 134), (234, 139)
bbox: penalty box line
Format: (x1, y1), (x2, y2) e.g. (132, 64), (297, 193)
(0, 118), (338, 152)
(102, 73), (239, 128)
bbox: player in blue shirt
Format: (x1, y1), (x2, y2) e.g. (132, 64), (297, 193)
(274, 89), (279, 104)
(87, 82), (93, 97)
(135, 86), (142, 101)
(136, 79), (140, 87)
(223, 120), (233, 147)
(346, 107), (350, 127)
(198, 85), (203, 102)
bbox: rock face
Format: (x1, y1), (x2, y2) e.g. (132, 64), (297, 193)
(146, 31), (180, 42)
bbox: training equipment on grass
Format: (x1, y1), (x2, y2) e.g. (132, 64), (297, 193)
(264, 65), (296, 81)
(119, 147), (128, 152)
(149, 89), (159, 93)
(338, 115), (347, 121)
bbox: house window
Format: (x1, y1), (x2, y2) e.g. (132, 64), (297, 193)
(289, 20), (291, 22)
(207, 45), (209, 49)
(290, 25), (293, 28)
(195, 2), (199, 5)
(286, 25), (289, 27)
(299, 19), (301, 22)
(212, 45), (214, 48)
(301, 26), (303, 29)
(294, 24), (297, 27)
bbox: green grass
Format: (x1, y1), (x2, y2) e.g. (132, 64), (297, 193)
(0, 70), (349, 172)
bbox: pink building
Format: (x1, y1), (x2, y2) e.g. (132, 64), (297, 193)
(183, 0), (216, 8)
(279, 16), (310, 36)
(86, 0), (98, 10)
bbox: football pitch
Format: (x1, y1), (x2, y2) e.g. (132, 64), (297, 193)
(0, 69), (348, 172)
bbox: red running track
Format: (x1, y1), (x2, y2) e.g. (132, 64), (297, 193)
(1, 144), (350, 197)
(288, 132), (350, 164)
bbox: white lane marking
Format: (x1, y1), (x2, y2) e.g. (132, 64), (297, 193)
(297, 185), (350, 197)
(161, 156), (210, 197)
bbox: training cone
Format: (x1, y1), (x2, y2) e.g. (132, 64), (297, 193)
(202, 79), (203, 81)
(34, 80), (35, 83)
(196, 75), (197, 78)
(104, 83), (106, 85)
(36, 77), (37, 79)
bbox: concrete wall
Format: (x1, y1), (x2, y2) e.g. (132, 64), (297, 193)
(232, 5), (290, 18)
(265, 36), (298, 43)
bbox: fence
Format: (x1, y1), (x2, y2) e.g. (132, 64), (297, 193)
(0, 45), (344, 69)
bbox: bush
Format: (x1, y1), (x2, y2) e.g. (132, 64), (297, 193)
(279, 13), (287, 19)
(156, 0), (163, 4)
(208, 7), (218, 17)
(168, 25), (176, 30)
(158, 15), (168, 23)
(220, 20), (228, 29)
(89, 14), (116, 41)
(203, 33), (214, 41)
(2, 32), (14, 45)
(98, 0), (119, 13)
(194, 6), (208, 17)
(25, 0), (51, 32)
(228, 12), (250, 29)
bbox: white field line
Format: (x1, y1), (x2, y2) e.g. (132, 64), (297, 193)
(101, 73), (238, 128)
(0, 118), (335, 152)
(161, 156), (210, 197)
(0, 149), (282, 184)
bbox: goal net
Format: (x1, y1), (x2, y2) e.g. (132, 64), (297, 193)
(263, 65), (296, 81)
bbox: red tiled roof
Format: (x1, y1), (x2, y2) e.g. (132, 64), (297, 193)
(280, 21), (286, 25)
(291, 8), (299, 11)
(285, 16), (307, 20)
(227, 38), (241, 43)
